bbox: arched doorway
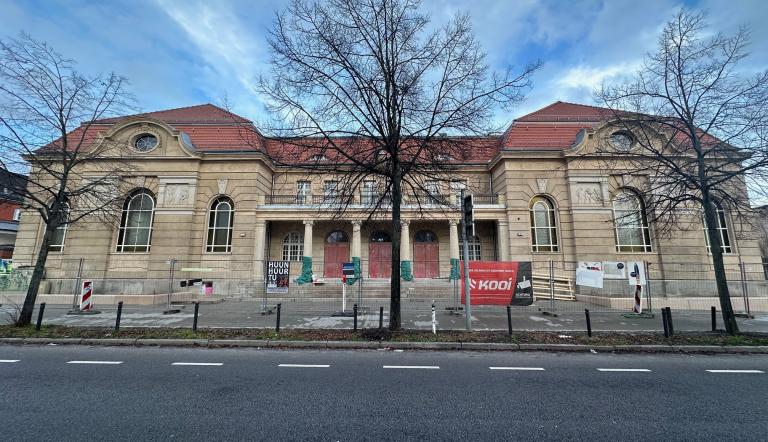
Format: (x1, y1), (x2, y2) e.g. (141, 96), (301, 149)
(323, 230), (349, 278)
(368, 230), (392, 278)
(413, 230), (439, 278)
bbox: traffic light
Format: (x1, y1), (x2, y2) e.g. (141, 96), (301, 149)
(462, 194), (475, 238)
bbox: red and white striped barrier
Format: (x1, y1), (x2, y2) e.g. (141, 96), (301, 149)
(80, 280), (93, 312)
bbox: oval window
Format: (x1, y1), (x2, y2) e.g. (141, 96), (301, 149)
(134, 134), (158, 151)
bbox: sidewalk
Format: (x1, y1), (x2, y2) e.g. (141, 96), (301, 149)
(5, 299), (767, 333)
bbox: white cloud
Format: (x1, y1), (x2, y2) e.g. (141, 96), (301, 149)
(557, 61), (641, 90)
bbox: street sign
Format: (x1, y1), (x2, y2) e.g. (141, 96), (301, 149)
(80, 280), (93, 311)
(342, 262), (355, 276)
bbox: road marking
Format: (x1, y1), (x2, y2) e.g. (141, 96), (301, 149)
(382, 365), (440, 369)
(597, 368), (651, 372)
(706, 369), (764, 374)
(172, 362), (223, 366)
(278, 364), (330, 368)
(489, 367), (545, 371)
(67, 361), (123, 365)
(0, 360), (20, 363)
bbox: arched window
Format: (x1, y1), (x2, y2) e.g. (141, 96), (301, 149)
(414, 230), (438, 243)
(612, 190), (651, 253)
(326, 230), (349, 243)
(370, 231), (391, 242)
(48, 202), (69, 252)
(116, 189), (155, 253)
(703, 202), (732, 254)
(206, 197), (234, 253)
(529, 196), (559, 252)
(459, 235), (482, 260)
(282, 231), (304, 261)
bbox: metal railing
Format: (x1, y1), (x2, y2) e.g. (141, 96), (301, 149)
(263, 193), (501, 207)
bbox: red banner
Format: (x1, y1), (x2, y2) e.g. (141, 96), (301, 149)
(460, 261), (533, 306)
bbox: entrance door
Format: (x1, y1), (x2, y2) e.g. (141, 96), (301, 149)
(369, 231), (392, 278)
(323, 230), (349, 278)
(413, 230), (439, 278)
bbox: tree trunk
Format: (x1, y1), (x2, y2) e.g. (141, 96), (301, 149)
(17, 223), (55, 326)
(702, 198), (739, 335)
(389, 168), (402, 330)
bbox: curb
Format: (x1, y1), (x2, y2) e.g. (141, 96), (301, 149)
(1, 337), (767, 354)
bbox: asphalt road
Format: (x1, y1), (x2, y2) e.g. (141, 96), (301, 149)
(1, 346), (766, 441)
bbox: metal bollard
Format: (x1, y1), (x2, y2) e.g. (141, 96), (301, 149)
(353, 304), (358, 331)
(35, 303), (46, 331)
(506, 306), (513, 336)
(666, 307), (674, 337)
(276, 303), (282, 332)
(662, 308), (669, 338)
(585, 309), (592, 337)
(711, 306), (717, 332)
(193, 302), (200, 332)
(115, 301), (123, 331)
(379, 306), (384, 329)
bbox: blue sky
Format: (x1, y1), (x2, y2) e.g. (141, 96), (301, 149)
(2, 0), (766, 128)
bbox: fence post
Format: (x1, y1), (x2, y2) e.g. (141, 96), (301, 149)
(549, 260), (555, 313)
(379, 306), (383, 329)
(353, 304), (358, 331)
(275, 303), (282, 332)
(585, 309), (592, 337)
(666, 307), (674, 337)
(71, 258), (84, 310)
(35, 303), (46, 331)
(662, 308), (669, 338)
(115, 301), (123, 332)
(711, 306), (717, 332)
(193, 302), (200, 332)
(506, 306), (513, 336)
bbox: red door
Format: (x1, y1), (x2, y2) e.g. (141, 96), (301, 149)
(324, 243), (349, 278)
(369, 242), (392, 278)
(413, 243), (439, 278)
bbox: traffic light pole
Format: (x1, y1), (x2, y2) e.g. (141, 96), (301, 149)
(461, 189), (472, 331)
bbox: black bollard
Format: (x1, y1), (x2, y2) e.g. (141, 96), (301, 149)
(711, 306), (717, 332)
(35, 303), (46, 331)
(506, 306), (513, 336)
(662, 308), (669, 338)
(666, 307), (674, 337)
(353, 304), (358, 331)
(115, 301), (124, 331)
(193, 302), (200, 332)
(585, 309), (592, 338)
(379, 306), (384, 329)
(276, 303), (282, 332)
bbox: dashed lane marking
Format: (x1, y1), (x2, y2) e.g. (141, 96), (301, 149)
(0, 360), (20, 363)
(383, 365), (440, 369)
(278, 364), (330, 368)
(67, 361), (123, 365)
(706, 370), (764, 374)
(597, 368), (651, 372)
(489, 367), (545, 371)
(172, 362), (224, 366)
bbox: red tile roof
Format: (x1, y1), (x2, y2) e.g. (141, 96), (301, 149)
(501, 101), (612, 149)
(93, 103), (251, 124)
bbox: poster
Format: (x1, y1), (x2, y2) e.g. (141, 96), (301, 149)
(460, 261), (533, 306)
(576, 261), (604, 288)
(266, 260), (290, 294)
(627, 261), (647, 286)
(0, 259), (11, 274)
(602, 261), (627, 279)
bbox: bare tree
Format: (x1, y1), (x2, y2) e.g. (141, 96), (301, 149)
(0, 33), (135, 326)
(258, 0), (539, 329)
(596, 11), (768, 334)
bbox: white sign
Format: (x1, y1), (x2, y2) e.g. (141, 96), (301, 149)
(627, 261), (647, 286)
(576, 262), (604, 288)
(602, 262), (627, 279)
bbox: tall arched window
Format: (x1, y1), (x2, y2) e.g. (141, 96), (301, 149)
(703, 202), (733, 254)
(529, 196), (559, 252)
(48, 202), (69, 252)
(459, 235), (482, 260)
(612, 189), (651, 253)
(116, 189), (155, 253)
(206, 197), (234, 253)
(282, 231), (304, 261)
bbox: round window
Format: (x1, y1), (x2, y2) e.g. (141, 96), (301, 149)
(610, 132), (633, 151)
(134, 134), (158, 151)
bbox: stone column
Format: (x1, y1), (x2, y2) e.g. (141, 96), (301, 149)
(253, 220), (267, 281)
(296, 220), (314, 284)
(449, 219), (460, 279)
(400, 219), (413, 280)
(497, 219), (510, 261)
